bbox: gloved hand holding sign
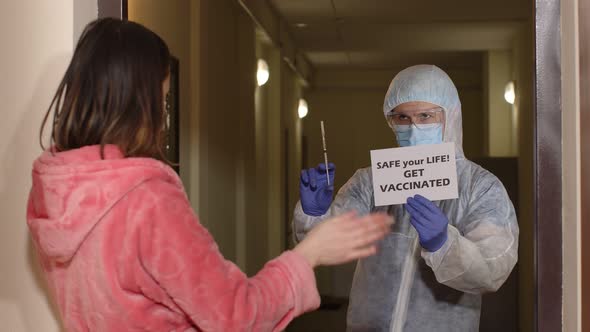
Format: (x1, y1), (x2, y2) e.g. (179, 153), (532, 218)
(405, 194), (449, 252)
(300, 163), (335, 216)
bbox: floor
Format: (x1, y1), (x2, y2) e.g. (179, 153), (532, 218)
(286, 296), (349, 332)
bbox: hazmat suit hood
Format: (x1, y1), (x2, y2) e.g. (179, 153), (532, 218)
(383, 64), (464, 158)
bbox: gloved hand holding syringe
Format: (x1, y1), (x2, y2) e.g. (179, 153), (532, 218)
(298, 121), (336, 216)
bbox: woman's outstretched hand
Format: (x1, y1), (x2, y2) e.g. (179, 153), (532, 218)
(294, 211), (393, 268)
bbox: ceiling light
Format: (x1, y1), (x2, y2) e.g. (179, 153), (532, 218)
(504, 81), (515, 105)
(298, 99), (308, 119)
(257, 59), (269, 86)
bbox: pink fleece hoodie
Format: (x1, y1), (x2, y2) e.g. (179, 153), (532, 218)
(27, 145), (320, 332)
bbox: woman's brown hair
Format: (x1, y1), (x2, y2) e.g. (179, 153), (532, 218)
(40, 18), (171, 160)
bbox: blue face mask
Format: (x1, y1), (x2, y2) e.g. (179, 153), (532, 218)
(394, 123), (443, 147)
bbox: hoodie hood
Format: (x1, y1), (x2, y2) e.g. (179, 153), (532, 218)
(27, 145), (180, 263)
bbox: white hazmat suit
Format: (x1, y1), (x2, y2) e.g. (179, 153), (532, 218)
(293, 65), (519, 332)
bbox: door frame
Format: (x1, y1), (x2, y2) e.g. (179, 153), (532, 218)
(533, 0), (562, 331)
(96, 0), (566, 330)
(97, 0), (126, 19)
(579, 0), (590, 330)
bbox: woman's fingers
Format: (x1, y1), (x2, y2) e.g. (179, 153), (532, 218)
(305, 211), (392, 266)
(331, 210), (358, 224)
(346, 245), (378, 261)
(354, 213), (392, 231)
(343, 213), (392, 247)
(348, 226), (388, 249)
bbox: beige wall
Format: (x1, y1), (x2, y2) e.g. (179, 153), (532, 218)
(250, 40), (273, 272)
(256, 40), (284, 264)
(196, 0), (243, 263)
(458, 69), (486, 159)
(0, 1), (95, 331)
(128, 0), (193, 202)
(485, 50), (517, 157)
(561, 0), (582, 331)
(235, 10), (257, 271)
(282, 63), (304, 250)
(252, 36), (306, 272)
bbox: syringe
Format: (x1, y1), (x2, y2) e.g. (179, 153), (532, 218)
(320, 121), (330, 185)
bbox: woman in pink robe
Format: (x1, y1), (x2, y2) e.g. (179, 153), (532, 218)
(26, 18), (391, 332)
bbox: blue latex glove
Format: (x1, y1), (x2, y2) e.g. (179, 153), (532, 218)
(405, 194), (449, 252)
(300, 163), (335, 216)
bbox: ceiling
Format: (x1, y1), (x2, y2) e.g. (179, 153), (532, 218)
(269, 0), (532, 69)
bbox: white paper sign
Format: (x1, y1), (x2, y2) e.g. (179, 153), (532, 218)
(370, 143), (458, 206)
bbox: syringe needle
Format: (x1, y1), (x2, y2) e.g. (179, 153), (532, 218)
(320, 121), (330, 186)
